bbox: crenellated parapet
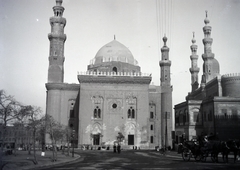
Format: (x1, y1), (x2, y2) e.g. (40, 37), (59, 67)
(78, 71), (151, 77)
(78, 72), (152, 84)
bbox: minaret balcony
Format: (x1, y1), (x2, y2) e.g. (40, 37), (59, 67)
(48, 33), (66, 41)
(203, 25), (212, 32)
(50, 17), (66, 25)
(202, 53), (214, 60)
(202, 38), (213, 44)
(159, 60), (171, 67)
(190, 55), (199, 60)
(189, 67), (200, 72)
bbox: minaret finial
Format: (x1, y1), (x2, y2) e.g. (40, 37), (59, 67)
(192, 32), (196, 44)
(204, 10), (209, 25)
(114, 35), (116, 40)
(56, 0), (63, 6)
(163, 34), (167, 46)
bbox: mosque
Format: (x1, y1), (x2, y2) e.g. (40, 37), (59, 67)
(45, 0), (173, 149)
(174, 12), (240, 144)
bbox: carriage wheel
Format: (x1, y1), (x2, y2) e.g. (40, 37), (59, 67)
(182, 149), (191, 161)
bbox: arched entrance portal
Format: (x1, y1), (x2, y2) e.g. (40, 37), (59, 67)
(93, 134), (100, 145)
(91, 123), (102, 146)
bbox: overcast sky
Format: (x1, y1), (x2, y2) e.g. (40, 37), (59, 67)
(1, 0), (240, 114)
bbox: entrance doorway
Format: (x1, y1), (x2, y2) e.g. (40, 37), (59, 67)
(128, 135), (134, 145)
(93, 134), (100, 145)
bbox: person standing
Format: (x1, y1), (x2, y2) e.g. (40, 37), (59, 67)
(117, 144), (121, 153)
(113, 144), (116, 153)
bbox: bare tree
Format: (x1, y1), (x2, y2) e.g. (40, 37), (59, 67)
(62, 126), (71, 156)
(25, 106), (42, 164)
(0, 90), (23, 151)
(45, 115), (65, 161)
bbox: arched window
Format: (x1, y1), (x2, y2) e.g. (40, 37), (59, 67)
(128, 109), (131, 118)
(98, 109), (101, 118)
(94, 109), (97, 118)
(132, 109), (135, 118)
(127, 107), (135, 119)
(150, 125), (153, 130)
(150, 136), (154, 143)
(112, 67), (117, 73)
(93, 106), (101, 119)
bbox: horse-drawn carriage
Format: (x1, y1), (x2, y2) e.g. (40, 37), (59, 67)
(181, 136), (240, 163)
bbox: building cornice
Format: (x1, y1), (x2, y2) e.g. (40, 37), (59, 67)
(45, 83), (79, 91)
(77, 72), (152, 84)
(78, 75), (151, 84)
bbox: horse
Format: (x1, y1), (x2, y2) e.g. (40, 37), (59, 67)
(225, 139), (240, 163)
(198, 135), (229, 162)
(210, 140), (229, 163)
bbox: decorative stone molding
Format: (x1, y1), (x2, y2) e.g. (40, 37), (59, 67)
(78, 74), (151, 84)
(45, 83), (79, 91)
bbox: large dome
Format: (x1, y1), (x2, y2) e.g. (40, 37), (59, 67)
(93, 39), (137, 65)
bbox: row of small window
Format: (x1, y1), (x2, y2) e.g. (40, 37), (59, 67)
(92, 106), (136, 119)
(175, 110), (189, 124)
(70, 108), (156, 119)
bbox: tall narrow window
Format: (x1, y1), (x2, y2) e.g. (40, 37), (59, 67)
(150, 112), (154, 119)
(132, 109), (135, 118)
(98, 109), (101, 118)
(150, 136), (154, 143)
(70, 110), (74, 118)
(128, 109), (131, 118)
(93, 106), (101, 119)
(127, 107), (135, 119)
(150, 125), (153, 130)
(94, 109), (97, 118)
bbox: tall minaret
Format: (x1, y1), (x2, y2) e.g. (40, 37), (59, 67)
(159, 36), (172, 148)
(47, 0), (66, 83)
(189, 32), (200, 92)
(201, 11), (219, 84)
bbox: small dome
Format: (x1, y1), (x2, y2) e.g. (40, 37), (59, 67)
(93, 39), (136, 65)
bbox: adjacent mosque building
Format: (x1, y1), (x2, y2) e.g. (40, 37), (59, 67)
(46, 0), (173, 149)
(174, 12), (240, 144)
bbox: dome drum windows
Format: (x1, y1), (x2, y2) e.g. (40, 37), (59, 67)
(112, 67), (118, 73)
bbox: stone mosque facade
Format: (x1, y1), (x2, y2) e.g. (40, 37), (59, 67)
(174, 12), (240, 144)
(46, 0), (173, 149)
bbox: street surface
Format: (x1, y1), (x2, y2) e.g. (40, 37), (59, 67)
(36, 150), (240, 170)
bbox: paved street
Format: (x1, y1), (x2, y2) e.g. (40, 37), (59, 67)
(35, 150), (240, 170)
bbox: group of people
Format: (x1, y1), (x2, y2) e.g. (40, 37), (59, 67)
(113, 143), (121, 153)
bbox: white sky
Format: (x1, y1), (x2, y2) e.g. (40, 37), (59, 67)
(0, 0), (240, 114)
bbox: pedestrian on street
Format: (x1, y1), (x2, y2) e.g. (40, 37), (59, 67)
(113, 144), (116, 153)
(117, 144), (121, 153)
